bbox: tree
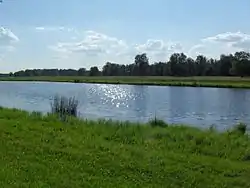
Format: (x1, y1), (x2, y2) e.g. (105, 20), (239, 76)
(219, 54), (233, 76)
(78, 68), (86, 76)
(233, 51), (250, 76)
(134, 53), (149, 76)
(168, 53), (187, 76)
(7, 50), (250, 77)
(89, 66), (100, 76)
(195, 55), (208, 76)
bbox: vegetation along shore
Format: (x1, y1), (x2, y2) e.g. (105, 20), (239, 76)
(1, 76), (250, 88)
(0, 94), (250, 187)
(1, 51), (250, 88)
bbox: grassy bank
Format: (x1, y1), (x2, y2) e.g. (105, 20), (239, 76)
(0, 107), (250, 187)
(1, 76), (250, 88)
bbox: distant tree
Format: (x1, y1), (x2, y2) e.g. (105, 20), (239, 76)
(195, 55), (208, 76)
(186, 57), (196, 76)
(78, 68), (86, 76)
(8, 50), (250, 77)
(219, 54), (233, 76)
(89, 66), (100, 76)
(233, 51), (250, 76)
(168, 53), (187, 76)
(134, 53), (149, 76)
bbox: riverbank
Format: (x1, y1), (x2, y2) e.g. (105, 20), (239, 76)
(1, 76), (250, 88)
(0, 107), (249, 187)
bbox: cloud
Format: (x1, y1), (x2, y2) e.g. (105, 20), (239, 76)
(0, 27), (19, 47)
(135, 39), (182, 53)
(189, 31), (250, 58)
(202, 31), (250, 51)
(231, 38), (250, 51)
(50, 32), (183, 63)
(203, 32), (250, 43)
(35, 26), (65, 31)
(188, 44), (205, 57)
(134, 39), (183, 61)
(0, 27), (19, 59)
(49, 29), (250, 67)
(50, 30), (128, 57)
(35, 26), (78, 35)
(135, 39), (165, 52)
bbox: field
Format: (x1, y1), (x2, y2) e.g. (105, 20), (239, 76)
(0, 107), (250, 187)
(1, 76), (250, 88)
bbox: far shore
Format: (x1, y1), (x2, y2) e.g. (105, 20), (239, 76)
(1, 76), (250, 88)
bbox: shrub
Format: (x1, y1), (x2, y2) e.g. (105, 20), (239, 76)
(74, 79), (80, 83)
(50, 95), (79, 120)
(232, 123), (247, 135)
(149, 116), (168, 127)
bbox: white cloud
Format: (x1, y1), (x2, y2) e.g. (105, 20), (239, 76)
(0, 27), (19, 46)
(189, 31), (250, 58)
(202, 31), (250, 51)
(0, 27), (19, 59)
(50, 30), (128, 57)
(203, 32), (250, 43)
(35, 26), (66, 31)
(231, 38), (250, 51)
(51, 32), (183, 63)
(188, 44), (205, 57)
(35, 26), (79, 36)
(135, 39), (182, 53)
(135, 39), (165, 52)
(42, 29), (250, 69)
(134, 39), (183, 61)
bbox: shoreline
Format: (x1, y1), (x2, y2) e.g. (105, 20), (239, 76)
(1, 76), (250, 89)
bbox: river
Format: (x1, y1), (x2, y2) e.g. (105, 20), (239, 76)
(0, 81), (250, 130)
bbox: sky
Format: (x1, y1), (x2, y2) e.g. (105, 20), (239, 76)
(0, 0), (250, 73)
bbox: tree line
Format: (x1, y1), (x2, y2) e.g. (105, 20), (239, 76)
(10, 51), (250, 77)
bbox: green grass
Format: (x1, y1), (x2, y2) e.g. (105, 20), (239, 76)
(0, 107), (250, 187)
(2, 76), (250, 88)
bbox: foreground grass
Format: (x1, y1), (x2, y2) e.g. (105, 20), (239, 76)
(2, 76), (250, 88)
(0, 108), (250, 187)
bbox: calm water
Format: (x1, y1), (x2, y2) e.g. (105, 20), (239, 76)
(1, 81), (250, 130)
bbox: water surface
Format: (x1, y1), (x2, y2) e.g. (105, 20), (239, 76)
(1, 81), (250, 130)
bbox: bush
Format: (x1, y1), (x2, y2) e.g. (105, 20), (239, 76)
(232, 123), (247, 135)
(74, 79), (81, 83)
(50, 95), (79, 120)
(149, 116), (168, 127)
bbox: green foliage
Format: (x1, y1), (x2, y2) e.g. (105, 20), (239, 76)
(232, 123), (247, 135)
(0, 107), (250, 187)
(89, 66), (100, 76)
(50, 95), (79, 120)
(148, 116), (168, 127)
(5, 51), (250, 77)
(73, 79), (80, 83)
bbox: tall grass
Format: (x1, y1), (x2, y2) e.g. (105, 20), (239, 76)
(50, 95), (79, 120)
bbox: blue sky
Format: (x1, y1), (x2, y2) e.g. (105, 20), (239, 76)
(0, 0), (250, 72)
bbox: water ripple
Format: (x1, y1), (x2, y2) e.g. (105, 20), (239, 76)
(1, 81), (250, 130)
